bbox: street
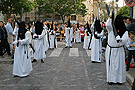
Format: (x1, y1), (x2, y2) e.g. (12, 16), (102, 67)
(0, 42), (129, 90)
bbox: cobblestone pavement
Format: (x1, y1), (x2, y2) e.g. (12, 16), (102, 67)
(0, 42), (129, 90)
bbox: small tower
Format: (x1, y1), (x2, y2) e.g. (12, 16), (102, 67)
(0, 11), (4, 21)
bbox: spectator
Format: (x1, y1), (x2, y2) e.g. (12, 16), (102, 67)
(126, 18), (135, 33)
(0, 21), (4, 58)
(79, 25), (84, 32)
(102, 22), (105, 27)
(126, 31), (135, 71)
(5, 17), (13, 51)
(123, 16), (128, 26)
(2, 21), (11, 56)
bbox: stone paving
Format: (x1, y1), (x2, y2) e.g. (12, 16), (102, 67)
(0, 42), (129, 90)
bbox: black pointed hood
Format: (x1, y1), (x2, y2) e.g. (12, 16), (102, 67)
(50, 21), (53, 30)
(18, 22), (27, 40)
(87, 22), (92, 34)
(77, 23), (79, 29)
(67, 18), (71, 28)
(94, 19), (102, 33)
(114, 15), (127, 38)
(35, 21), (43, 35)
(47, 23), (50, 30)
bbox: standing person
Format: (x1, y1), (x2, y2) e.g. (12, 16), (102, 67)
(105, 15), (128, 85)
(32, 21), (46, 63)
(126, 18), (135, 32)
(5, 17), (13, 51)
(74, 23), (81, 43)
(123, 16), (128, 26)
(49, 21), (57, 49)
(43, 22), (49, 52)
(0, 21), (4, 58)
(126, 31), (135, 71)
(90, 19), (103, 63)
(2, 21), (11, 56)
(83, 22), (92, 50)
(13, 22), (33, 77)
(65, 18), (73, 48)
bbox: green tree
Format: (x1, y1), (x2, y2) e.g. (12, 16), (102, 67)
(34, 0), (87, 23)
(117, 5), (130, 17)
(52, 0), (87, 23)
(0, 0), (35, 17)
(34, 0), (54, 18)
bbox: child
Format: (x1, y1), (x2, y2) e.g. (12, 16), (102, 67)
(126, 31), (135, 71)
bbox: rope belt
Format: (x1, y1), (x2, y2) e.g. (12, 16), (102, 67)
(107, 44), (123, 48)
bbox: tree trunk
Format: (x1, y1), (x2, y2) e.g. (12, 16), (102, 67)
(61, 15), (65, 24)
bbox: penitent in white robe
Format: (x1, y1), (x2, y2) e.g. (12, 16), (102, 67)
(74, 29), (81, 43)
(65, 27), (73, 47)
(83, 29), (91, 50)
(13, 31), (33, 77)
(49, 31), (57, 49)
(33, 30), (46, 60)
(105, 18), (128, 83)
(90, 22), (103, 62)
(43, 29), (49, 51)
(43, 25), (49, 51)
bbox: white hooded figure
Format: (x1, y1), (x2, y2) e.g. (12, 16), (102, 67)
(65, 18), (73, 48)
(90, 19), (103, 62)
(74, 23), (81, 43)
(105, 15), (128, 84)
(13, 22), (33, 77)
(32, 21), (46, 63)
(43, 23), (49, 51)
(49, 21), (57, 49)
(83, 23), (92, 50)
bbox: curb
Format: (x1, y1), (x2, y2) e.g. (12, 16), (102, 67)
(126, 72), (133, 90)
(0, 60), (13, 64)
(126, 72), (134, 84)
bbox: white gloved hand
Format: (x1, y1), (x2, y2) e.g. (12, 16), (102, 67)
(116, 35), (122, 41)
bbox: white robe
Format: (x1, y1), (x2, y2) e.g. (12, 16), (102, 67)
(65, 27), (73, 46)
(43, 30), (49, 51)
(105, 18), (128, 83)
(33, 30), (46, 60)
(83, 29), (91, 50)
(49, 31), (57, 49)
(91, 23), (103, 62)
(74, 29), (81, 43)
(13, 26), (19, 41)
(13, 31), (33, 77)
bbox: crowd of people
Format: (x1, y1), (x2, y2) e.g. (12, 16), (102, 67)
(0, 14), (135, 89)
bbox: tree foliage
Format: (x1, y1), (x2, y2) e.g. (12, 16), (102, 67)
(117, 5), (130, 18)
(0, 0), (35, 17)
(34, 0), (87, 23)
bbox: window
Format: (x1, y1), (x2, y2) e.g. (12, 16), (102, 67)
(71, 15), (76, 20)
(55, 15), (60, 20)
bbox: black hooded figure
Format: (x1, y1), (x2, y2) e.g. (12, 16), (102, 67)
(86, 22), (92, 50)
(32, 21), (45, 63)
(86, 22), (92, 36)
(94, 19), (103, 39)
(105, 15), (129, 85)
(18, 22), (27, 41)
(35, 21), (43, 35)
(67, 18), (71, 28)
(50, 21), (54, 35)
(114, 15), (127, 38)
(75, 23), (79, 31)
(65, 17), (73, 48)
